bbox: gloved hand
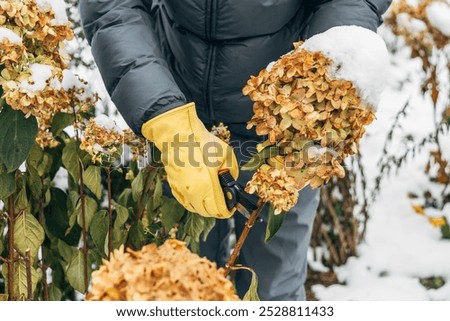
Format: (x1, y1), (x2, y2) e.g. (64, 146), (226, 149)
(142, 103), (239, 218)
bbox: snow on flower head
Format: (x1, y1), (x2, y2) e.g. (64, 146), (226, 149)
(80, 116), (124, 164)
(396, 13), (428, 34)
(36, 0), (69, 25)
(95, 114), (124, 135)
(426, 1), (450, 37)
(301, 26), (389, 109)
(19, 63), (53, 92)
(0, 27), (22, 44)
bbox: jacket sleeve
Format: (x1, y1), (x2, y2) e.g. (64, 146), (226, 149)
(304, 0), (392, 37)
(79, 0), (187, 135)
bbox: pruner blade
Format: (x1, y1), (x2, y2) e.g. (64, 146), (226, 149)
(219, 171), (260, 220)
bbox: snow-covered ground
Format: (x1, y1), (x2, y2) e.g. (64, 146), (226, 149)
(312, 28), (450, 300)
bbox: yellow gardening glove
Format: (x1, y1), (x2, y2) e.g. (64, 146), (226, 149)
(141, 103), (239, 218)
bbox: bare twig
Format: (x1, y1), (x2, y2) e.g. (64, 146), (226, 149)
(41, 264), (49, 301)
(37, 184), (49, 301)
(224, 200), (265, 277)
(7, 195), (15, 301)
(320, 226), (340, 266)
(78, 160), (89, 293)
(105, 167), (113, 258)
(321, 189), (348, 263)
(25, 250), (33, 301)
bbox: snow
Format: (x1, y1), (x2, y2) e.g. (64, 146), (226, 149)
(36, 0), (69, 25)
(266, 61), (276, 72)
(426, 2), (450, 37)
(95, 114), (124, 134)
(0, 27), (22, 44)
(396, 13), (427, 34)
(19, 63), (53, 92)
(61, 69), (96, 102)
(308, 248), (330, 273)
(61, 69), (81, 91)
(301, 26), (389, 109)
(307, 145), (338, 158)
(53, 167), (68, 191)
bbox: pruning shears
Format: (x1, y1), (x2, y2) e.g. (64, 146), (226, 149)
(218, 171), (260, 220)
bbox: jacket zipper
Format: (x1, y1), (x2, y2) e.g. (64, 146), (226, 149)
(203, 0), (217, 122)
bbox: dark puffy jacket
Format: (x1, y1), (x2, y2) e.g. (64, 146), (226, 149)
(79, 0), (391, 136)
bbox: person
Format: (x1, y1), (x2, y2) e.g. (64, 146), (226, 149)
(79, 0), (391, 300)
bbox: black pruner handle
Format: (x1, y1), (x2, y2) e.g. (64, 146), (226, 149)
(218, 170), (238, 211)
(219, 170), (259, 218)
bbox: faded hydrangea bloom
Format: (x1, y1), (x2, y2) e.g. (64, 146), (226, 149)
(210, 122), (231, 144)
(386, 0), (450, 52)
(245, 165), (299, 215)
(123, 129), (148, 161)
(86, 239), (240, 301)
(0, 0), (98, 148)
(243, 44), (376, 212)
(80, 116), (124, 164)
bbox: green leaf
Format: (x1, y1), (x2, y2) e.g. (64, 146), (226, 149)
(131, 170), (144, 202)
(26, 166), (43, 199)
(265, 205), (286, 242)
(242, 267), (260, 301)
(66, 250), (91, 293)
(90, 210), (108, 257)
(12, 260), (40, 299)
(62, 140), (80, 182)
(441, 220), (450, 240)
(117, 188), (134, 208)
(26, 143), (44, 171)
(48, 283), (62, 301)
(127, 221), (145, 250)
(0, 106), (38, 173)
(14, 212), (45, 259)
(202, 216), (216, 242)
(153, 174), (163, 207)
(26, 143), (52, 177)
(0, 170), (16, 199)
(15, 176), (29, 211)
(184, 212), (215, 243)
(112, 227), (128, 250)
(76, 195), (98, 231)
(112, 201), (129, 229)
(51, 113), (74, 137)
(241, 146), (279, 171)
(57, 239), (77, 265)
(84, 166), (102, 199)
(44, 188), (80, 246)
(160, 196), (186, 230)
(3, 260), (40, 300)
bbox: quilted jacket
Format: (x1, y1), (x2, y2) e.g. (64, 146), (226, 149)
(79, 0), (391, 136)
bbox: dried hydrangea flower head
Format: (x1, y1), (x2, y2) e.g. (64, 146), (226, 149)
(386, 0), (450, 51)
(211, 122), (231, 144)
(246, 164), (299, 214)
(0, 0), (98, 148)
(80, 115), (124, 164)
(87, 239), (240, 301)
(123, 128), (148, 161)
(243, 26), (388, 213)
